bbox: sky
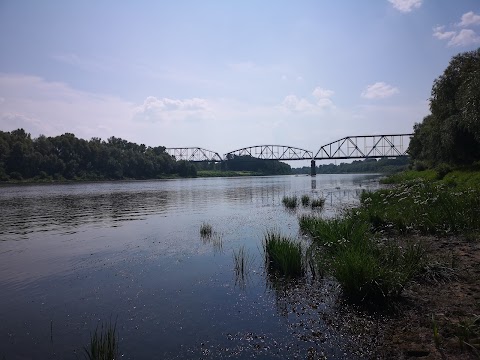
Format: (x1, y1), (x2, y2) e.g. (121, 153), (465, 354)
(1, 0), (480, 160)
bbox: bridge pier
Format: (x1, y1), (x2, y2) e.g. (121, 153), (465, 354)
(310, 160), (316, 176)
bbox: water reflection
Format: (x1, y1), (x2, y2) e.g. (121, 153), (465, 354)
(0, 174), (382, 359)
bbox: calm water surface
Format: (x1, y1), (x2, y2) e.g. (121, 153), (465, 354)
(0, 174), (382, 359)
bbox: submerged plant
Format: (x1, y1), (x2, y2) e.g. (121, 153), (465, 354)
(263, 232), (304, 277)
(200, 222), (213, 238)
(282, 195), (298, 209)
(84, 320), (119, 360)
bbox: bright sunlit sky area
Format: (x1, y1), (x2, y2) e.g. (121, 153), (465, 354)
(1, 0), (480, 159)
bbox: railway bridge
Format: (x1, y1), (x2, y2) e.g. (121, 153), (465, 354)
(166, 133), (412, 175)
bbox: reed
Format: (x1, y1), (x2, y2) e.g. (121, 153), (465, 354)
(233, 246), (253, 284)
(282, 195), (298, 209)
(200, 222), (213, 238)
(84, 320), (119, 360)
(310, 198), (325, 209)
(301, 195), (310, 207)
(263, 232), (304, 277)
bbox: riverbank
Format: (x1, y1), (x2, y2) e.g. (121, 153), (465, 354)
(0, 170), (281, 185)
(295, 169), (480, 359)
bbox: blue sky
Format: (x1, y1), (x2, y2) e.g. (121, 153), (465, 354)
(1, 0), (479, 158)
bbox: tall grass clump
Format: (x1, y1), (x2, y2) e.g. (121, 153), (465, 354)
(84, 320), (119, 360)
(200, 222), (213, 238)
(282, 195), (298, 209)
(300, 212), (427, 302)
(301, 195), (310, 207)
(263, 232), (304, 277)
(310, 197), (325, 209)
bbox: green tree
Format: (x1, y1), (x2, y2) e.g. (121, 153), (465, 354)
(410, 48), (480, 166)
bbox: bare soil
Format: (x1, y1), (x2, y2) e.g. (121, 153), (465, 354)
(377, 234), (480, 359)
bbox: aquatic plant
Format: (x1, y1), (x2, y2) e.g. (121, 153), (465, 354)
(301, 195), (310, 207)
(263, 232), (304, 277)
(282, 195), (298, 209)
(310, 198), (325, 209)
(200, 222), (213, 238)
(84, 320), (119, 360)
(233, 246), (253, 287)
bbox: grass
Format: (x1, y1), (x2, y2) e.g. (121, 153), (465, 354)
(310, 198), (325, 209)
(360, 180), (480, 235)
(299, 212), (427, 302)
(301, 195), (310, 206)
(84, 320), (119, 360)
(263, 232), (304, 277)
(282, 195), (298, 209)
(200, 222), (213, 238)
(233, 246), (254, 287)
(298, 172), (480, 304)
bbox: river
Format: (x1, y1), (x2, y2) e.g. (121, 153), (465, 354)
(0, 174), (382, 359)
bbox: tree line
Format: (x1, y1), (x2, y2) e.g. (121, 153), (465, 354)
(0, 129), (197, 181)
(292, 157), (409, 175)
(409, 48), (480, 170)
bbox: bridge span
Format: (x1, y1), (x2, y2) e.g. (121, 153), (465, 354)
(166, 134), (412, 175)
(167, 134), (411, 161)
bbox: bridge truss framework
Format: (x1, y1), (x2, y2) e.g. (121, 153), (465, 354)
(166, 134), (412, 162)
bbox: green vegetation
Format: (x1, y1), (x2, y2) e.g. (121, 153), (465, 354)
(292, 157), (409, 175)
(200, 222), (213, 238)
(300, 211), (428, 302)
(224, 155), (291, 175)
(409, 48), (480, 168)
(0, 129), (197, 182)
(301, 195), (310, 206)
(263, 232), (304, 278)
(84, 320), (119, 360)
(361, 180), (480, 235)
(233, 246), (253, 283)
(310, 198), (325, 209)
(197, 170), (258, 177)
(282, 195), (298, 209)
(298, 170), (480, 304)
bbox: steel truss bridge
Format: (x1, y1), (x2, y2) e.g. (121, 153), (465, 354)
(166, 134), (412, 162)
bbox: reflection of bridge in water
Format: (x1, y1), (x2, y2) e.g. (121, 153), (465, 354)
(166, 133), (412, 175)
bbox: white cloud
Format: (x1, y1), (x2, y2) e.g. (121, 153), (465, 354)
(388, 0), (422, 13)
(133, 96), (211, 123)
(433, 26), (455, 40)
(361, 82), (399, 99)
(448, 29), (480, 47)
(312, 87), (335, 108)
(282, 86), (335, 113)
(458, 11), (480, 27)
(282, 95), (315, 113)
(434, 12), (480, 47)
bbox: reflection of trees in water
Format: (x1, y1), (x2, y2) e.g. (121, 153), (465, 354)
(0, 190), (169, 235)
